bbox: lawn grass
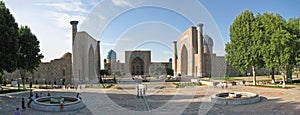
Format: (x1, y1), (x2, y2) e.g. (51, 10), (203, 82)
(211, 75), (282, 81)
(287, 83), (300, 86)
(248, 85), (294, 89)
(165, 79), (181, 82)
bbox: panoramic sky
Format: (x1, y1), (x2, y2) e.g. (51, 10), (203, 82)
(3, 0), (299, 68)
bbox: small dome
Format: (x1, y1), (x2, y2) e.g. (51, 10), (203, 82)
(107, 49), (116, 59)
(204, 35), (214, 47)
(62, 52), (72, 58)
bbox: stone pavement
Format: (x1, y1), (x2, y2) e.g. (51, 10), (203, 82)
(0, 82), (299, 115)
(0, 89), (92, 115)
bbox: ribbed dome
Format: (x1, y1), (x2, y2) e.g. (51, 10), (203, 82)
(107, 49), (116, 59)
(204, 34), (214, 47)
(62, 52), (72, 58)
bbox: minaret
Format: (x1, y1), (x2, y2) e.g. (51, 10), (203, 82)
(97, 41), (101, 74)
(197, 23), (204, 77)
(70, 21), (79, 44)
(173, 41), (178, 76)
(97, 41), (103, 83)
(70, 20), (79, 84)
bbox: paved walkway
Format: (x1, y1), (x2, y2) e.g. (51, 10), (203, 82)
(0, 81), (299, 115)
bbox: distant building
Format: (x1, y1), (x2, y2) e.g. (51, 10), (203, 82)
(2, 53), (72, 84)
(71, 21), (101, 83)
(104, 49), (125, 75)
(104, 50), (172, 76)
(33, 53), (72, 84)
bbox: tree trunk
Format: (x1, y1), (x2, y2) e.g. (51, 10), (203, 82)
(20, 69), (26, 90)
(286, 65), (292, 83)
(271, 67), (275, 83)
(252, 65), (256, 85)
(282, 74), (286, 88)
(297, 66), (300, 78)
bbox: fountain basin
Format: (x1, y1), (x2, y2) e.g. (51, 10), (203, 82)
(31, 96), (85, 112)
(211, 92), (260, 105)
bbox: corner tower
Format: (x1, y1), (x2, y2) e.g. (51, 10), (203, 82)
(70, 21), (79, 44)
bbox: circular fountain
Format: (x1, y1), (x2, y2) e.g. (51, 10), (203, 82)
(211, 92), (260, 105)
(31, 96), (85, 112)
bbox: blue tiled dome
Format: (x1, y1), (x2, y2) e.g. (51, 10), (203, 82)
(204, 34), (214, 47)
(107, 49), (116, 59)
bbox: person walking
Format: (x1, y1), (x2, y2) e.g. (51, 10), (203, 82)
(29, 82), (32, 89)
(60, 101), (64, 112)
(40, 92), (44, 97)
(136, 84), (140, 98)
(29, 89), (33, 97)
(76, 93), (81, 99)
(36, 93), (39, 98)
(21, 98), (26, 110)
(14, 108), (21, 115)
(143, 84), (148, 96)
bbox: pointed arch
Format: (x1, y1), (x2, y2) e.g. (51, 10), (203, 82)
(131, 57), (144, 75)
(88, 45), (95, 82)
(181, 45), (188, 75)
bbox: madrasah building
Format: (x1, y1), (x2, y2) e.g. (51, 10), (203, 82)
(2, 22), (270, 85)
(173, 23), (268, 77)
(104, 50), (172, 76)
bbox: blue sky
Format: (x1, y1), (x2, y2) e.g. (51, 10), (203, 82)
(2, 0), (299, 68)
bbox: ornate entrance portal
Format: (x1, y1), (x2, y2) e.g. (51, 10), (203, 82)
(181, 45), (188, 75)
(131, 57), (144, 75)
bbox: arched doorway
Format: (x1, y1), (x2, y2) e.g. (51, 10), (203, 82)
(181, 45), (188, 75)
(88, 45), (95, 82)
(131, 57), (144, 75)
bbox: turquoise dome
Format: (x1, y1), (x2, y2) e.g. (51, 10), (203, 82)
(204, 34), (214, 47)
(107, 49), (116, 59)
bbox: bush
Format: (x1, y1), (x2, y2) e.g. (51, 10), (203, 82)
(0, 89), (27, 94)
(39, 85), (52, 89)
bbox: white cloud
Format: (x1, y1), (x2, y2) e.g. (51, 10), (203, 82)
(112, 0), (133, 7)
(49, 11), (85, 29)
(101, 42), (115, 46)
(36, 1), (87, 13)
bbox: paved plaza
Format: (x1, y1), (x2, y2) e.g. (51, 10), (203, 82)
(1, 79), (300, 115)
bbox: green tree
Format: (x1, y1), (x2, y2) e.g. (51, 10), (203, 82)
(260, 13), (296, 87)
(287, 17), (300, 69)
(100, 69), (110, 75)
(0, 1), (19, 73)
(166, 68), (174, 76)
(225, 10), (264, 85)
(17, 26), (44, 89)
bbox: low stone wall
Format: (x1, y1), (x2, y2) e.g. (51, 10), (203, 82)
(199, 80), (213, 86)
(211, 92), (260, 105)
(31, 96), (85, 112)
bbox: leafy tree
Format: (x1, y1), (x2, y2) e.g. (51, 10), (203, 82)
(17, 26), (44, 89)
(260, 13), (296, 87)
(0, 73), (3, 85)
(166, 68), (174, 76)
(100, 69), (110, 75)
(225, 10), (264, 85)
(287, 17), (300, 68)
(0, 1), (19, 73)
